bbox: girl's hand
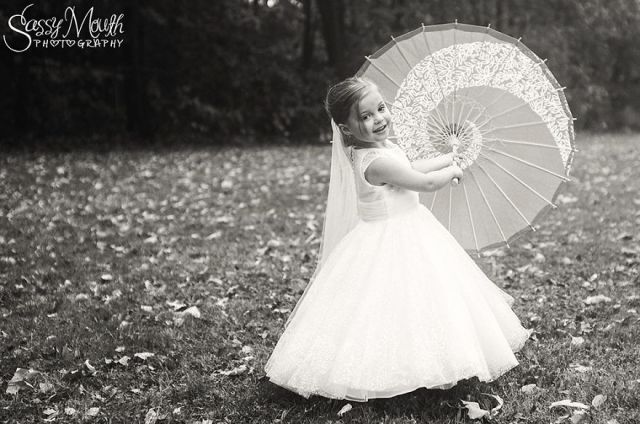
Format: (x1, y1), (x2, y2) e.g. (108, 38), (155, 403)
(453, 153), (463, 166)
(445, 152), (456, 166)
(451, 164), (463, 185)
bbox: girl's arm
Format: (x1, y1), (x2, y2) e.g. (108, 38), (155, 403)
(365, 156), (462, 192)
(411, 153), (454, 173)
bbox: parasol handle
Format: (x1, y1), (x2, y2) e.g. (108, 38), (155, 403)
(451, 137), (460, 186)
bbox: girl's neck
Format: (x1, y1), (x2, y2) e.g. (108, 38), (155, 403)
(350, 139), (388, 150)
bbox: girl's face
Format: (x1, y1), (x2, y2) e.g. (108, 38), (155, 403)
(340, 87), (391, 144)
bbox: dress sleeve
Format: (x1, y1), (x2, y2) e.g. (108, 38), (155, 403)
(359, 149), (387, 186)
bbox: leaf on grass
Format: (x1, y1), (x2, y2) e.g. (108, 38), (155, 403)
(166, 300), (187, 310)
(100, 274), (113, 283)
(461, 394), (503, 420)
(570, 336), (585, 347)
(461, 400), (490, 419)
(39, 381), (54, 393)
(65, 407), (77, 416)
(84, 359), (97, 374)
(43, 408), (57, 416)
(85, 407), (100, 417)
(591, 394), (607, 408)
(134, 352), (155, 360)
(180, 306), (201, 318)
(571, 410), (588, 423)
(117, 356), (130, 366)
(584, 295), (612, 305)
(218, 364), (248, 376)
(144, 408), (158, 424)
(337, 403), (352, 417)
(483, 393), (504, 416)
(520, 383), (538, 394)
(550, 399), (590, 410)
(569, 364), (592, 373)
(557, 194), (578, 204)
(205, 231), (222, 240)
(6, 368), (41, 395)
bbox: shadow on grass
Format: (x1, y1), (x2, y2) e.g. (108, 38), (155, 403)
(255, 377), (485, 423)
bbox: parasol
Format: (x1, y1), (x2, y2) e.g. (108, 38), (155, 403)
(356, 21), (576, 254)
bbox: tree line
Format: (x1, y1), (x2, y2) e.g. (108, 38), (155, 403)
(1, 0), (639, 144)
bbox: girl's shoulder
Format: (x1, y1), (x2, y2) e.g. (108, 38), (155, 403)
(349, 143), (400, 170)
(350, 141), (397, 153)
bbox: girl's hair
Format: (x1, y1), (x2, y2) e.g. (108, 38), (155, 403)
(325, 77), (377, 125)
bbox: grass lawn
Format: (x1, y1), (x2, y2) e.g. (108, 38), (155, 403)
(1, 133), (639, 423)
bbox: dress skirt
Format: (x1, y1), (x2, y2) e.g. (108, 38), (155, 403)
(264, 203), (531, 401)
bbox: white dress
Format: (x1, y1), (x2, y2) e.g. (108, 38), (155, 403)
(264, 142), (531, 401)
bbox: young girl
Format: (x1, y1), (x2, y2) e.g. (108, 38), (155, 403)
(264, 77), (531, 401)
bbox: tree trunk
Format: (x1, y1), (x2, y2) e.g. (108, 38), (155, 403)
(317, 0), (348, 77)
(123, 1), (153, 137)
(301, 0), (315, 69)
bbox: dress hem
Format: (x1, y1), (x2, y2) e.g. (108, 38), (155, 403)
(265, 328), (532, 402)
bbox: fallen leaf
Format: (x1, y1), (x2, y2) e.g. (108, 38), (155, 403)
(117, 356), (130, 366)
(39, 382), (54, 393)
(166, 300), (187, 310)
(65, 407), (77, 416)
(134, 352), (155, 360)
(181, 305), (201, 318)
(218, 364), (248, 376)
(584, 295), (612, 305)
(570, 364), (592, 373)
(337, 403), (352, 417)
(6, 368), (41, 395)
(571, 409), (588, 423)
(205, 231), (222, 240)
(550, 399), (590, 410)
(461, 400), (490, 419)
(591, 394), (606, 408)
(85, 407), (100, 417)
(460, 393), (503, 420)
(483, 393), (504, 417)
(557, 194), (578, 204)
(521, 383), (538, 394)
(571, 336), (585, 347)
(84, 359), (97, 374)
(144, 408), (158, 424)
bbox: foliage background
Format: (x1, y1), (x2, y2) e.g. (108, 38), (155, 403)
(1, 0), (640, 145)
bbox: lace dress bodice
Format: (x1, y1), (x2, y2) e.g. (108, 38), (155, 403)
(348, 143), (420, 221)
